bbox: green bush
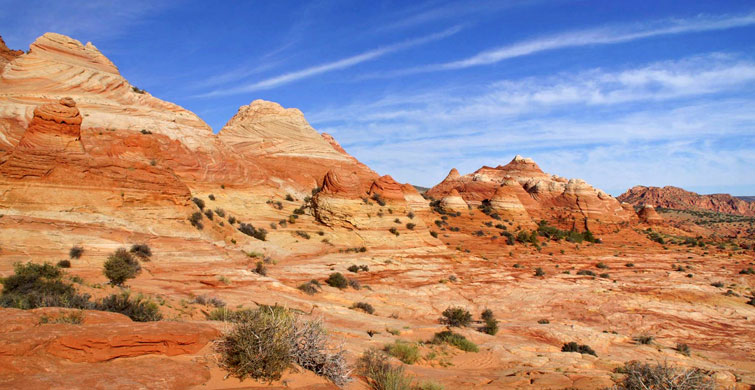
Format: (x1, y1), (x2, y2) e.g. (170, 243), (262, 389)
(440, 306), (472, 327)
(94, 292), (162, 322)
(384, 340), (419, 364)
(431, 331), (478, 352)
(0, 262), (91, 309)
(358, 348), (413, 390)
(103, 248), (141, 285)
(326, 273), (348, 289)
(69, 246), (84, 259)
(561, 341), (596, 356)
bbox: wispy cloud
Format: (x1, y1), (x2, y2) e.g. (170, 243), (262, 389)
(195, 25), (463, 97)
(309, 54), (755, 190)
(374, 11), (755, 77)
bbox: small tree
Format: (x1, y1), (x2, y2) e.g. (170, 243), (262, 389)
(103, 248), (141, 285)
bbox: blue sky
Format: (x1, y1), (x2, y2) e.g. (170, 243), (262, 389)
(2, 0), (755, 195)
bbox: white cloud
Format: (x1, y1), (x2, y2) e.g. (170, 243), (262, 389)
(196, 25), (463, 97)
(373, 11), (755, 77)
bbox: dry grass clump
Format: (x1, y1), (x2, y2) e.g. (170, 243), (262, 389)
(610, 361), (714, 390)
(357, 348), (413, 390)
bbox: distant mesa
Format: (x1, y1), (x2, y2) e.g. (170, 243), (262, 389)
(618, 185), (755, 216)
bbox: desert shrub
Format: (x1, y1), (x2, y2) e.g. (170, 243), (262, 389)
(204, 209), (214, 220)
(430, 231), (438, 238)
(254, 261), (268, 276)
(676, 342), (691, 356)
(192, 197), (205, 210)
(739, 267), (755, 275)
(348, 278), (361, 290)
(57, 260), (71, 268)
(479, 309), (498, 335)
(103, 248), (141, 285)
(238, 223), (267, 241)
(296, 230), (311, 239)
(389, 227), (400, 236)
(406, 223), (415, 230)
(359, 264), (369, 271)
(217, 306), (349, 385)
(358, 348), (413, 390)
(596, 262), (608, 269)
(129, 243), (152, 258)
(534, 267), (545, 277)
(710, 281), (724, 288)
(599, 273), (611, 279)
(383, 340), (419, 364)
(298, 280), (321, 295)
(348, 265), (360, 273)
(371, 193), (386, 206)
(0, 262), (91, 309)
(214, 208), (225, 218)
(407, 211), (415, 219)
(285, 194), (294, 201)
(561, 342), (596, 356)
(189, 211), (203, 229)
(431, 331), (478, 352)
(351, 301), (375, 314)
(69, 246), (84, 259)
(95, 292), (162, 321)
(293, 207), (306, 215)
(577, 270), (596, 276)
(612, 361), (714, 390)
(633, 335), (654, 345)
(208, 194), (215, 201)
(440, 307), (472, 327)
(625, 263), (635, 267)
(228, 215), (236, 224)
(326, 273), (348, 289)
(538, 319), (550, 324)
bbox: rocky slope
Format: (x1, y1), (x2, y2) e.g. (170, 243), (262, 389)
(427, 155), (637, 232)
(618, 185), (755, 216)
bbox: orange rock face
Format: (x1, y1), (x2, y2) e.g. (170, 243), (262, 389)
(638, 204), (663, 224)
(427, 155), (635, 232)
(369, 175), (406, 201)
(618, 185), (755, 216)
(0, 35), (23, 74)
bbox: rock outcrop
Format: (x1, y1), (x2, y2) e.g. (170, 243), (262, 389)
(638, 204), (663, 224)
(440, 189), (469, 212)
(0, 35), (22, 74)
(427, 155), (635, 232)
(618, 185), (755, 216)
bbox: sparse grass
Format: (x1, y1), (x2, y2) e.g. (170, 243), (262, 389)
(298, 280), (321, 295)
(192, 295), (226, 307)
(384, 340), (420, 364)
(431, 331), (478, 352)
(358, 348), (413, 390)
(39, 310), (84, 324)
(676, 342), (691, 356)
(633, 335), (654, 345)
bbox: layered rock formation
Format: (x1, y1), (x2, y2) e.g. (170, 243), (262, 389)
(0, 33), (252, 185)
(427, 155), (635, 232)
(0, 35), (22, 73)
(219, 100), (377, 190)
(618, 185), (755, 216)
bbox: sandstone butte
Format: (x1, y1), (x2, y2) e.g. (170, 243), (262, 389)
(618, 185), (755, 217)
(0, 33), (753, 390)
